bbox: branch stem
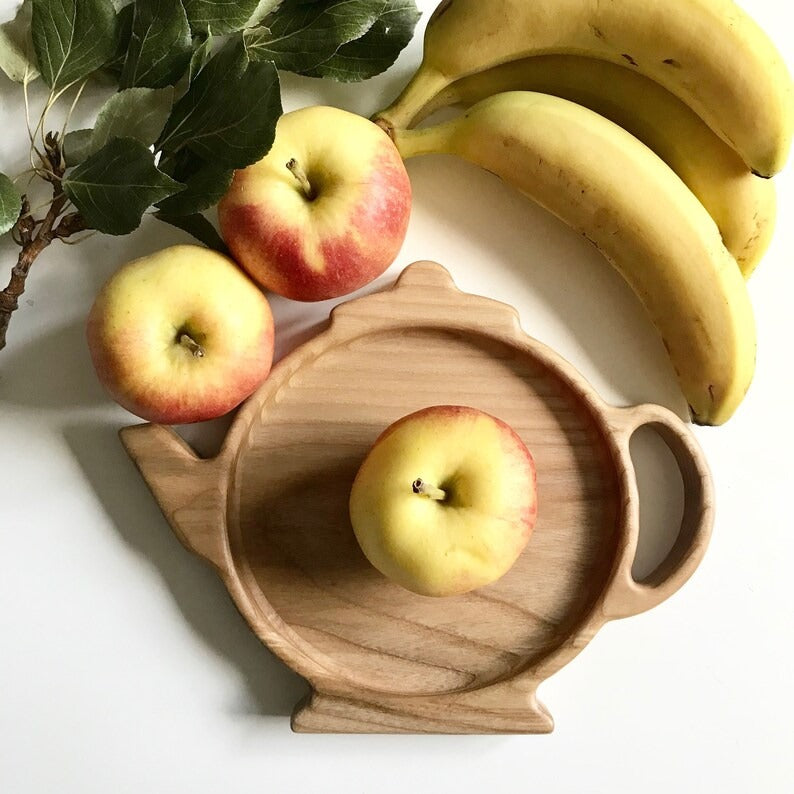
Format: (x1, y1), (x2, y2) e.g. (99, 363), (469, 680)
(0, 234), (54, 352)
(1, 97), (90, 351)
(0, 188), (83, 351)
(60, 79), (88, 142)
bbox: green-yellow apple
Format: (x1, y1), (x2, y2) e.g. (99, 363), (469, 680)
(86, 245), (274, 424)
(349, 406), (538, 597)
(218, 105), (412, 302)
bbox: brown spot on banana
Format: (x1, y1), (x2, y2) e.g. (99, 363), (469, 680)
(621, 54), (638, 66)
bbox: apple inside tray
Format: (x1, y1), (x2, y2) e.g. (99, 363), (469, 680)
(121, 262), (713, 735)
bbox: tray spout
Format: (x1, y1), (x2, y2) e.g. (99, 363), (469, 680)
(120, 424), (231, 574)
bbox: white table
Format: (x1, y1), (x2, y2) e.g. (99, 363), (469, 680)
(2, 2), (792, 791)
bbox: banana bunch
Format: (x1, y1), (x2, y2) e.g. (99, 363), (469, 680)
(373, 0), (794, 425)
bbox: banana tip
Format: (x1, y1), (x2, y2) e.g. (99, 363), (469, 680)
(689, 407), (724, 428)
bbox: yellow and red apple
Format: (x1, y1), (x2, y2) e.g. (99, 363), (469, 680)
(218, 105), (412, 302)
(349, 406), (538, 597)
(86, 245), (274, 424)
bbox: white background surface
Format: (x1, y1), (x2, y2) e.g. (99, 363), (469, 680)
(1, 1), (793, 791)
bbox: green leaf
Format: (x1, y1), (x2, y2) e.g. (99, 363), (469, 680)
(187, 32), (212, 83)
(63, 87), (173, 166)
(93, 86), (174, 149)
(0, 0), (39, 82)
(63, 137), (183, 234)
(157, 38), (282, 169)
(119, 0), (192, 89)
(0, 172), (23, 235)
(101, 2), (132, 77)
(174, 31), (213, 99)
(155, 211), (229, 254)
(91, 3), (130, 84)
(244, 0), (280, 28)
(62, 127), (93, 165)
(244, 0), (386, 74)
(31, 0), (117, 90)
(183, 0), (262, 35)
(307, 0), (419, 82)
(155, 152), (233, 215)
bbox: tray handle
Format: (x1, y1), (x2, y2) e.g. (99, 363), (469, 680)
(602, 404), (714, 620)
(120, 424), (231, 575)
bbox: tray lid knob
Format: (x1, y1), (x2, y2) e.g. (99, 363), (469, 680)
(329, 261), (522, 337)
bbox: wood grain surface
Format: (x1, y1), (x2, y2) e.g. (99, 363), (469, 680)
(121, 262), (714, 734)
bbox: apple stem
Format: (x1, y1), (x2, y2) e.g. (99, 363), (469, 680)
(412, 478), (446, 501)
(179, 333), (205, 358)
(286, 158), (316, 200)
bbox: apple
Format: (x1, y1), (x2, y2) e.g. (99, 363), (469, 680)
(86, 245), (274, 424)
(349, 406), (538, 597)
(218, 105), (412, 302)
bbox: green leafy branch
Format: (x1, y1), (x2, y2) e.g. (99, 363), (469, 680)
(0, 0), (420, 351)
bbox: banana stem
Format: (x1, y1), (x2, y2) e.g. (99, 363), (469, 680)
(391, 124), (453, 160)
(372, 67), (451, 133)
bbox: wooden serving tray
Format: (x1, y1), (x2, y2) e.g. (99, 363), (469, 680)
(121, 262), (713, 734)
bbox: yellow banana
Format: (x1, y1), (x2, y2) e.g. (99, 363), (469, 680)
(410, 55), (776, 278)
(375, 0), (794, 177)
(392, 92), (756, 425)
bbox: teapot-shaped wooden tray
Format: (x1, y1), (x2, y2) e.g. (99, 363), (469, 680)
(121, 261), (713, 734)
